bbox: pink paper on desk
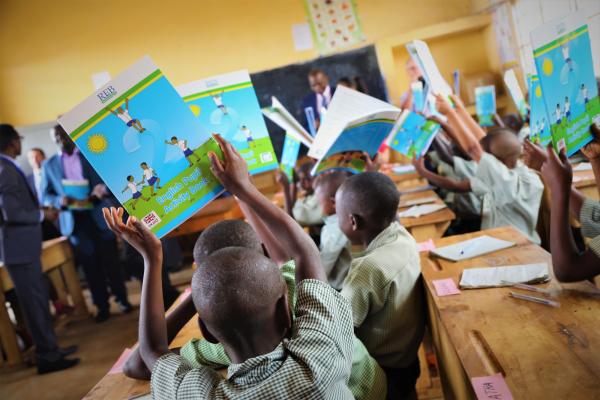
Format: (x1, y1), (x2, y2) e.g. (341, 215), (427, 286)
(108, 348), (132, 375)
(432, 278), (461, 296)
(471, 373), (513, 400)
(418, 239), (436, 252)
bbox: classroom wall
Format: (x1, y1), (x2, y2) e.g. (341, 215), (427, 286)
(0, 0), (474, 126)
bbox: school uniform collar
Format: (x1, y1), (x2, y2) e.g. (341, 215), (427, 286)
(227, 342), (286, 384)
(354, 221), (401, 258)
(323, 213), (338, 225)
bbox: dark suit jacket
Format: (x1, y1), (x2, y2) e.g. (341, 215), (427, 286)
(0, 157), (42, 265)
(41, 152), (114, 237)
(301, 86), (335, 130)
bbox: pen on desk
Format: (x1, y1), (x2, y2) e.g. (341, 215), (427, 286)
(508, 291), (560, 307)
(459, 238), (480, 256)
(501, 280), (551, 294)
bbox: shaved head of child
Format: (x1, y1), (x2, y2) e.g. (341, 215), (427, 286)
(193, 219), (263, 264)
(191, 247), (290, 360)
(335, 172), (400, 245)
(314, 171), (350, 216)
(487, 128), (522, 169)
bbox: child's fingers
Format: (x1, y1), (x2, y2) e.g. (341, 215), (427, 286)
(208, 152), (225, 176)
(102, 208), (117, 232)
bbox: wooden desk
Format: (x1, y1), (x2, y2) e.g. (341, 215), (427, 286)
(167, 197), (244, 237)
(398, 190), (455, 241)
(0, 237), (87, 366)
(421, 227), (600, 399)
(573, 167), (598, 201)
(84, 291), (202, 399)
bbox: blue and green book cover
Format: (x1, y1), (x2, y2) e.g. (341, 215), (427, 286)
(387, 110), (440, 158)
(475, 85), (496, 127)
(531, 12), (599, 156)
(280, 134), (301, 181)
(528, 74), (552, 146)
(177, 70), (278, 175)
(58, 56), (224, 238)
(308, 85), (401, 175)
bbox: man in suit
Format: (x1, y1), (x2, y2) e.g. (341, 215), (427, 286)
(0, 124), (79, 374)
(301, 69), (335, 132)
(27, 147), (61, 240)
(41, 125), (131, 323)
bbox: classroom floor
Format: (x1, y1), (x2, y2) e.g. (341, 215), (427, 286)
(0, 268), (194, 400)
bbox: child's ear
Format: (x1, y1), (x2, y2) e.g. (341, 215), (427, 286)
(198, 317), (220, 344)
(350, 214), (360, 231)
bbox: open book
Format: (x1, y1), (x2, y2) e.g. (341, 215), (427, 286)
(177, 70), (278, 175)
(531, 11), (598, 156)
(58, 56), (224, 238)
(407, 40), (453, 99)
(387, 110), (440, 158)
(307, 85), (401, 175)
(262, 96), (314, 147)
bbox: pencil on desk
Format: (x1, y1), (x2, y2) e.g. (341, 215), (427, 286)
(501, 280), (551, 294)
(508, 291), (560, 307)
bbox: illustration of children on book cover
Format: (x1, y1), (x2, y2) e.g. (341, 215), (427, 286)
(388, 111), (440, 159)
(177, 71), (278, 175)
(531, 12), (599, 155)
(59, 56), (224, 238)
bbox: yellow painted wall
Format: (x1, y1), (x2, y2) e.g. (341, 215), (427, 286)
(0, 0), (474, 126)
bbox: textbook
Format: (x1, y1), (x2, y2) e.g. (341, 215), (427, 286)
(279, 133), (301, 181)
(528, 74), (552, 145)
(503, 69), (528, 120)
(262, 96), (314, 147)
(307, 85), (401, 175)
(531, 11), (599, 156)
(475, 85), (496, 127)
(387, 110), (441, 158)
(177, 70), (278, 175)
(62, 179), (92, 210)
(407, 40), (453, 98)
(58, 56), (224, 238)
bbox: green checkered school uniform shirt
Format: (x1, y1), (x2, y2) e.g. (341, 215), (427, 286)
(180, 261), (387, 400)
(341, 221), (425, 369)
(151, 279), (355, 399)
(580, 198), (600, 257)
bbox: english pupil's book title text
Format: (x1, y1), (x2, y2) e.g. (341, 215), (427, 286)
(58, 56), (224, 238)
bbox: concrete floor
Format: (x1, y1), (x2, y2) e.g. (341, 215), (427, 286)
(0, 268), (194, 400)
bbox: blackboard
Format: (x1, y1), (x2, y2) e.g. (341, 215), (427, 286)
(250, 45), (387, 159)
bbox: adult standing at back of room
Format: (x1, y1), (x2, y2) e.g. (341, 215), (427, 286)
(301, 69), (335, 131)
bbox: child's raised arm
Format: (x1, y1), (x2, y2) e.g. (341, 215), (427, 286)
(208, 134), (325, 283)
(541, 145), (600, 281)
(103, 208), (168, 371)
(412, 157), (471, 193)
(435, 94), (483, 162)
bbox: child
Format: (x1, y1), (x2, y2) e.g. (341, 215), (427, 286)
(140, 162), (161, 196)
(240, 125), (253, 145)
(564, 96), (571, 122)
(313, 171), (352, 290)
(336, 172), (425, 399)
(122, 217), (387, 400)
(108, 98), (146, 133)
(121, 175), (148, 210)
(165, 136), (200, 167)
(418, 95), (544, 244)
(278, 159), (325, 228)
(212, 91), (228, 115)
(103, 133), (355, 398)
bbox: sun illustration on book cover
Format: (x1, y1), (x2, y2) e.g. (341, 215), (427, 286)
(189, 104), (201, 117)
(87, 133), (108, 153)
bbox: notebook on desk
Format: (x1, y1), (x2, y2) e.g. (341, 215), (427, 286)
(398, 203), (446, 218)
(459, 263), (550, 289)
(399, 196), (437, 208)
(430, 235), (515, 261)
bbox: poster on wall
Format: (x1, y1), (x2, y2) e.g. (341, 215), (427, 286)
(303, 0), (365, 54)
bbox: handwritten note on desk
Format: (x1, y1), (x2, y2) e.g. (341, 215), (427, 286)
(471, 373), (513, 400)
(432, 278), (461, 296)
(108, 348), (132, 375)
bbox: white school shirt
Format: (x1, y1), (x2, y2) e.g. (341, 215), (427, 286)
(582, 87), (588, 99)
(320, 214), (352, 291)
(555, 108), (561, 121)
(565, 101), (570, 113)
(452, 156), (482, 218)
(242, 127), (251, 138)
(470, 153), (543, 244)
(562, 46), (570, 60)
(128, 182), (139, 194)
(117, 110), (133, 123)
(177, 140), (188, 151)
(143, 168), (155, 179)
